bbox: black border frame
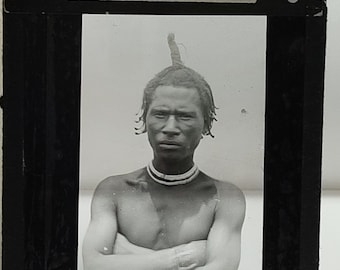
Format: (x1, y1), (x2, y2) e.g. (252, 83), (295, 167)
(2, 1), (327, 270)
(3, 0), (325, 16)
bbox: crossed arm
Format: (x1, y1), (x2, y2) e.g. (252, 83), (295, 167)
(82, 181), (205, 270)
(195, 184), (246, 270)
(82, 181), (245, 270)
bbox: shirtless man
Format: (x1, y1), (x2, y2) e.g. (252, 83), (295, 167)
(82, 34), (246, 270)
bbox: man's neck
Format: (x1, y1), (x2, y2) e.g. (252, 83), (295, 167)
(152, 157), (194, 175)
(147, 160), (199, 186)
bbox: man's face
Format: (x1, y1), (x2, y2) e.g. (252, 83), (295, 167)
(146, 85), (205, 161)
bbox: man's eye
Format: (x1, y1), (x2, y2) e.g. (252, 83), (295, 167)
(179, 114), (193, 120)
(154, 112), (167, 118)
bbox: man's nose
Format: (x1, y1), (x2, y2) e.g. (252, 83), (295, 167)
(162, 115), (180, 135)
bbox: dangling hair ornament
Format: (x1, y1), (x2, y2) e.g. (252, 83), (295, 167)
(167, 33), (184, 67)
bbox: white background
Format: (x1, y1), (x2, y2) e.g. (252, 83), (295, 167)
(79, 15), (266, 270)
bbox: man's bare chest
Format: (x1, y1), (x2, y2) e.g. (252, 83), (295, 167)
(115, 183), (217, 249)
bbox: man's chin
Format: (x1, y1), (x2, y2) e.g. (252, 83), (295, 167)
(156, 151), (184, 162)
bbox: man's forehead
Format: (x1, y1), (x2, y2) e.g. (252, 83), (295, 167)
(152, 85), (200, 98)
(150, 86), (201, 104)
(150, 106), (199, 113)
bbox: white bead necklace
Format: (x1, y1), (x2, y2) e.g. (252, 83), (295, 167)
(146, 162), (199, 186)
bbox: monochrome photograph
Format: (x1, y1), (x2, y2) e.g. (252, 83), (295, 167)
(79, 15), (266, 270)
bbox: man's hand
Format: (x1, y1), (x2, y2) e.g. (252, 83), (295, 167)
(174, 241), (207, 269)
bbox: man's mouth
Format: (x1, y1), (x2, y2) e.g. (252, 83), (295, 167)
(158, 141), (181, 149)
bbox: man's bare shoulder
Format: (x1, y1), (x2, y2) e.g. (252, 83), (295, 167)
(200, 172), (244, 198)
(205, 177), (245, 228)
(93, 168), (147, 197)
(200, 172), (245, 214)
(216, 180), (245, 201)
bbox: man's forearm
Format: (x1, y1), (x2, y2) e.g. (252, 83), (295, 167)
(113, 234), (154, 255)
(84, 239), (205, 270)
(84, 249), (179, 270)
(195, 262), (240, 270)
(112, 234), (207, 269)
(85, 235), (207, 270)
